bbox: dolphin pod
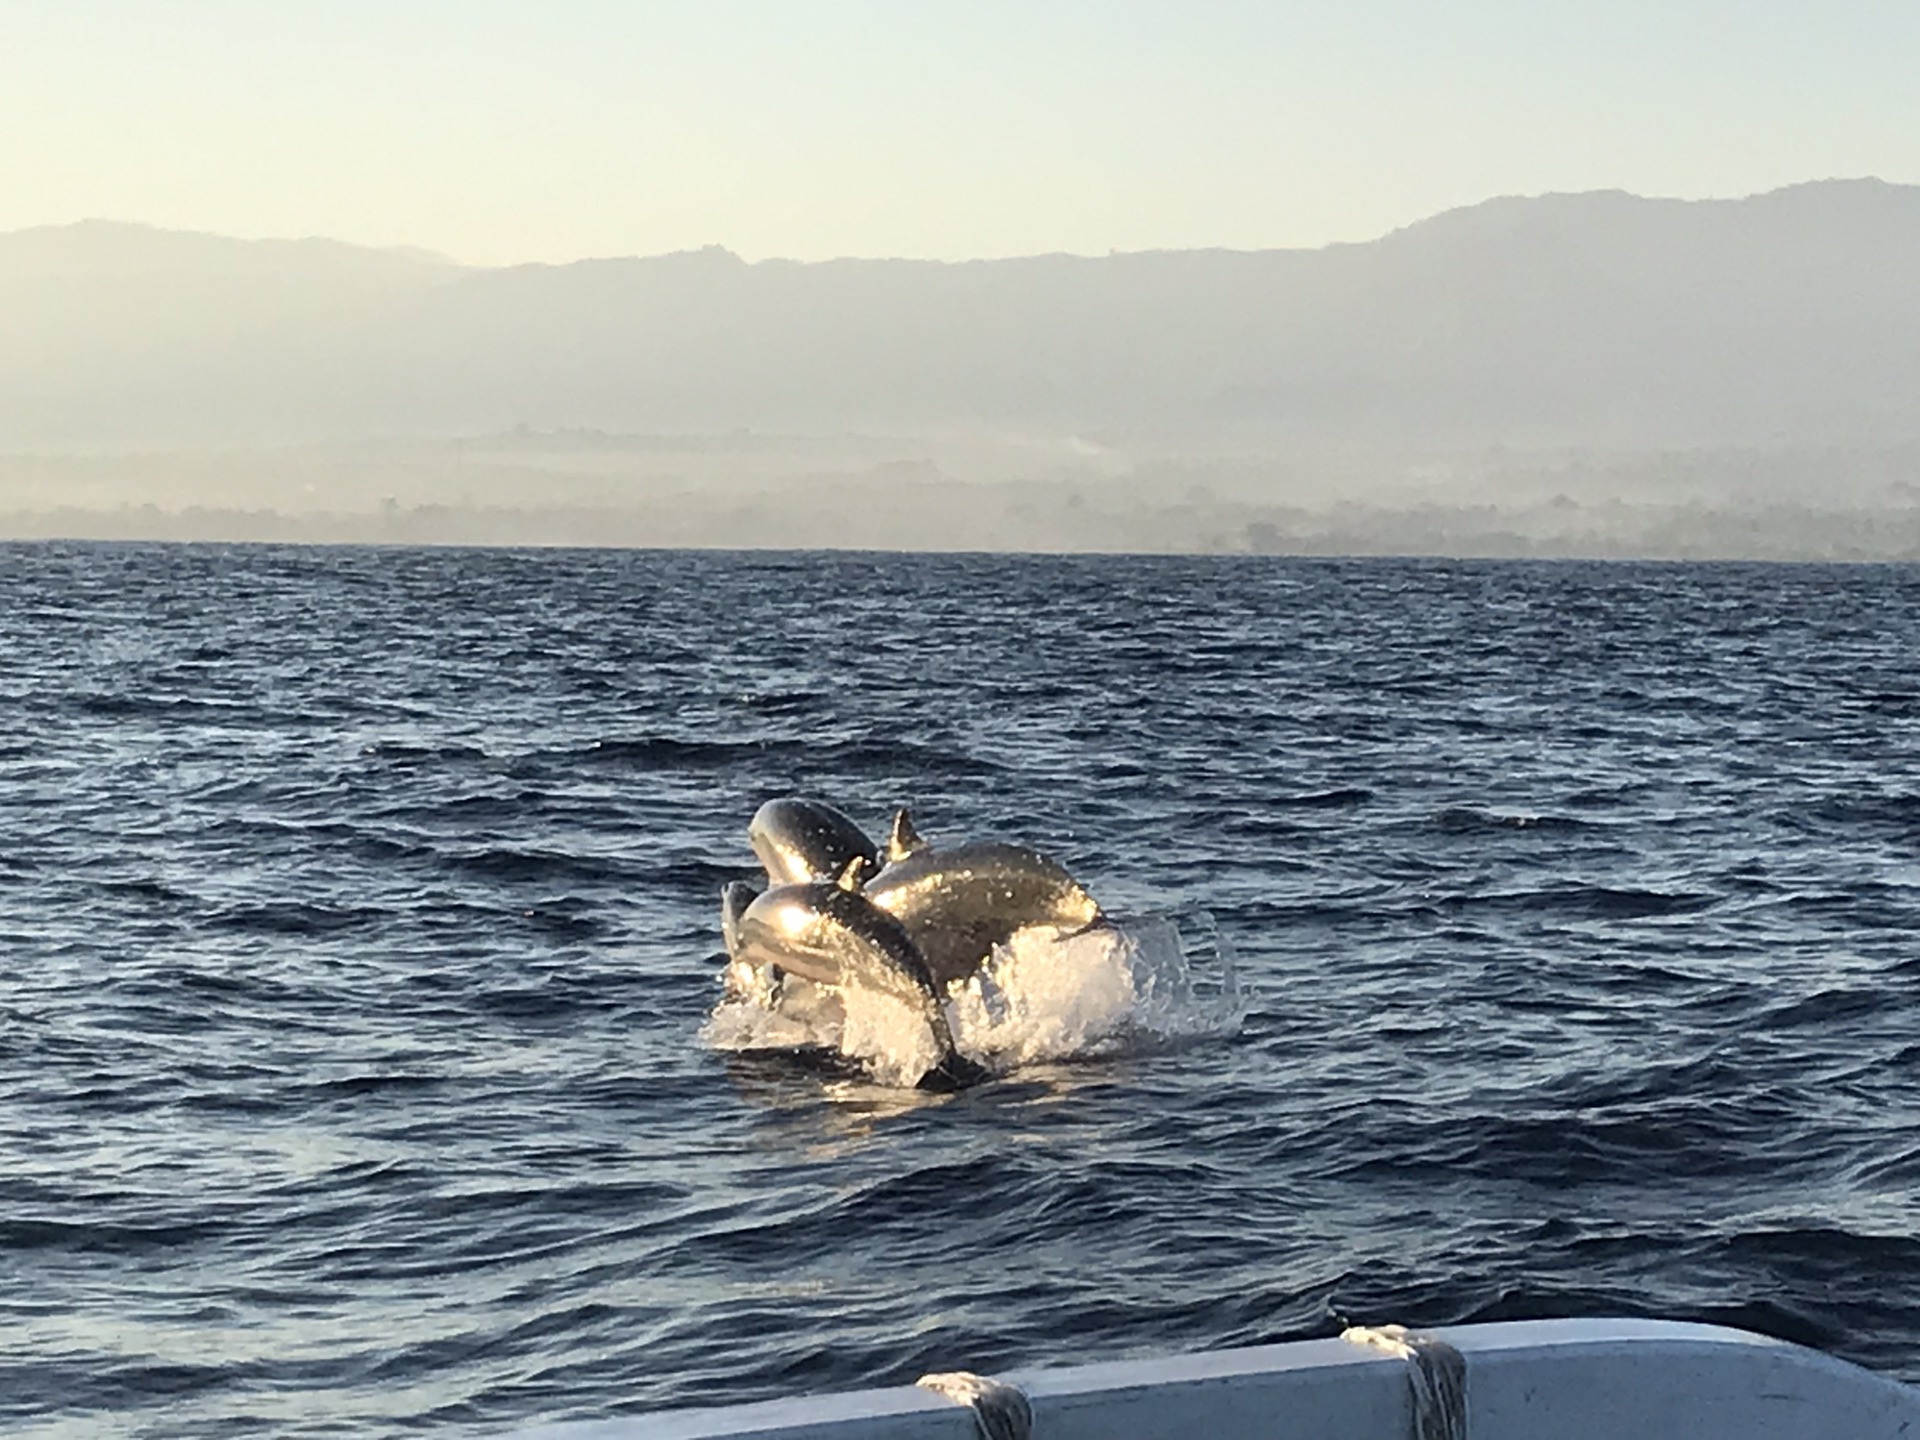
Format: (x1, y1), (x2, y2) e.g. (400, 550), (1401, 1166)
(719, 797), (1107, 1089)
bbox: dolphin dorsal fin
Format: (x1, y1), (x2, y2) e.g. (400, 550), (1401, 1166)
(835, 854), (869, 891)
(887, 807), (930, 862)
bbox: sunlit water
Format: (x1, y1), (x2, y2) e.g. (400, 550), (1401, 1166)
(4, 543), (1920, 1437)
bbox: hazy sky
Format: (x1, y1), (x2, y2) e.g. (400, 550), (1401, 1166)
(5, 0), (1917, 265)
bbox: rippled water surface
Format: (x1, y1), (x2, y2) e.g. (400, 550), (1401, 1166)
(5, 543), (1920, 1437)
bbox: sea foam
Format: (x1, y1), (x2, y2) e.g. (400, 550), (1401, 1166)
(702, 911), (1244, 1088)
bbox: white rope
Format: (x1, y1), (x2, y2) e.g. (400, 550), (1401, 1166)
(916, 1370), (1034, 1440)
(1342, 1325), (1467, 1440)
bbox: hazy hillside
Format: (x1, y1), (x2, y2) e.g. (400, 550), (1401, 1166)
(5, 184), (1920, 557)
(0, 223), (464, 446)
(3, 180), (1917, 450)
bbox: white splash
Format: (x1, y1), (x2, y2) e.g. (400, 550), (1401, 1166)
(701, 911), (1243, 1088)
(946, 924), (1140, 1067)
(838, 984), (947, 1089)
(701, 962), (824, 1053)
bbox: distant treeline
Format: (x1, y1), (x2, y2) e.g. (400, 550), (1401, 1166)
(9, 494), (1920, 561)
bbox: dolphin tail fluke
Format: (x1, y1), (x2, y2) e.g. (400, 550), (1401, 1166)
(858, 932), (982, 1090)
(918, 1050), (991, 1091)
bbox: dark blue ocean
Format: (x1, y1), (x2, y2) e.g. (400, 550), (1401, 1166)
(5, 542), (1920, 1437)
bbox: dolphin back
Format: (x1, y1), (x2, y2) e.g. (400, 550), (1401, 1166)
(862, 840), (1103, 986)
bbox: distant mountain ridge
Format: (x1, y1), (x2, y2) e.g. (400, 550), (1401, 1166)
(3, 179), (1917, 449)
(0, 218), (461, 280)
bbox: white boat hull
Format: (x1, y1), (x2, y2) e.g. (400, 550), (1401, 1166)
(512, 1318), (1920, 1439)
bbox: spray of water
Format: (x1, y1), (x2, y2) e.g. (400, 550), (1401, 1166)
(702, 911), (1244, 1088)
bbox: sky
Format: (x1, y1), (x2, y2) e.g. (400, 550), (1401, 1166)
(4, 0), (1918, 265)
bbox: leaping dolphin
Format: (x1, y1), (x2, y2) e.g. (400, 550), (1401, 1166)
(862, 827), (1105, 988)
(749, 797), (879, 885)
(732, 858), (988, 1090)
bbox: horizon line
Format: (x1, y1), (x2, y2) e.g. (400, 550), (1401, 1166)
(4, 174), (1909, 272)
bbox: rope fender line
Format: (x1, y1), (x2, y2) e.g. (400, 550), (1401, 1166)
(916, 1370), (1034, 1440)
(1342, 1324), (1468, 1440)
